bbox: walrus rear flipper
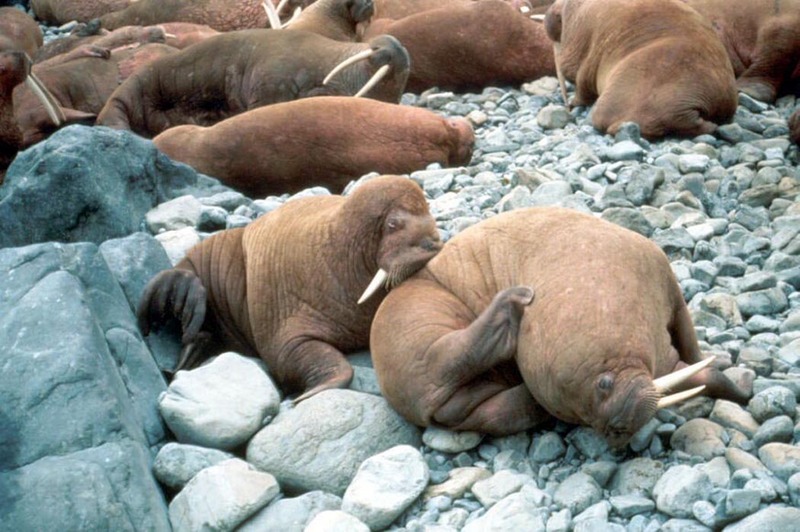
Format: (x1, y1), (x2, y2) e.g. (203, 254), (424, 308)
(137, 268), (208, 371)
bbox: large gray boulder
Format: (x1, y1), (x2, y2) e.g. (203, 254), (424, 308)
(0, 125), (229, 247)
(0, 241), (170, 530)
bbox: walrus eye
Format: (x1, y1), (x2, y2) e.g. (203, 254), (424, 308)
(386, 217), (404, 233)
(598, 374), (614, 391)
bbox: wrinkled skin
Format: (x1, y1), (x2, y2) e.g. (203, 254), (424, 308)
(137, 176), (442, 401)
(371, 208), (752, 446)
(371, 0), (553, 19)
(31, 0), (137, 25)
(95, 30), (410, 138)
(545, 0), (737, 139)
(159, 23), (221, 49)
(14, 43), (178, 147)
(153, 96), (474, 197)
(361, 0), (555, 92)
(287, 0), (375, 41)
(683, 0), (800, 102)
(1, 51), (28, 181)
(0, 7), (43, 58)
(98, 0), (269, 31)
(790, 109), (800, 145)
(34, 24), (167, 64)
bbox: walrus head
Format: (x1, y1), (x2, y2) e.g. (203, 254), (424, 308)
(347, 176), (441, 304)
(590, 357), (713, 448)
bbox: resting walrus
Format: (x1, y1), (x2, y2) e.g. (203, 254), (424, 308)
(370, 207), (751, 447)
(138, 175), (441, 401)
(152, 96), (474, 197)
(544, 0), (737, 139)
(96, 30), (410, 138)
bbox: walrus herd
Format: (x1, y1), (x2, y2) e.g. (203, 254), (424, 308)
(3, 0), (799, 447)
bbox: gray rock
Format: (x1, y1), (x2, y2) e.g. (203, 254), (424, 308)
(0, 125), (223, 247)
(168, 459), (279, 532)
(246, 389), (421, 495)
(145, 195), (204, 233)
(470, 470), (528, 508)
(653, 465), (712, 518)
(463, 486), (548, 532)
(159, 352), (280, 450)
(153, 443), (236, 491)
(669, 418), (727, 460)
(422, 427), (483, 453)
(341, 445), (429, 530)
(609, 458), (665, 496)
(603, 140), (645, 161)
(601, 207), (654, 237)
(154, 227), (201, 265)
(758, 443), (800, 481)
(609, 495), (655, 518)
(305, 510), (370, 532)
(709, 400), (760, 438)
(553, 472), (603, 514)
(679, 154), (710, 173)
(661, 518), (713, 532)
(736, 287), (789, 317)
(529, 431), (566, 463)
(748, 386), (797, 422)
(722, 505), (800, 531)
(0, 242), (170, 530)
(566, 427), (609, 459)
(537, 104), (572, 129)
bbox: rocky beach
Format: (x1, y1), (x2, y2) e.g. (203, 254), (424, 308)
(2, 4), (800, 531)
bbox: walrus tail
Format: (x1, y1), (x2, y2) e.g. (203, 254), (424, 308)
(136, 267), (208, 372)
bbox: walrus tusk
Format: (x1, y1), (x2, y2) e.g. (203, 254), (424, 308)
(25, 73), (66, 126)
(263, 0), (284, 29)
(275, 0), (289, 14)
(323, 49), (374, 85)
(553, 42), (568, 105)
(529, 14), (545, 21)
(354, 64), (391, 97)
(657, 385), (706, 409)
(653, 356), (716, 393)
(358, 268), (388, 304)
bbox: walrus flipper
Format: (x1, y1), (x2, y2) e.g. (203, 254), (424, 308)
(137, 268), (207, 347)
(278, 337), (355, 404)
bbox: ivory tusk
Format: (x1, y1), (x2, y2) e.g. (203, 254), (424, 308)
(553, 42), (568, 105)
(657, 385), (706, 409)
(323, 49), (374, 85)
(358, 269), (388, 304)
(163, 32), (177, 39)
(653, 356), (716, 393)
(530, 14), (545, 21)
(275, 0), (289, 15)
(263, 0), (283, 29)
(25, 73), (66, 126)
(354, 64), (391, 97)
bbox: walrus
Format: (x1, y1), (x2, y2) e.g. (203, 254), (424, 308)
(361, 0), (555, 93)
(30, 0), (137, 26)
(0, 7), (43, 59)
(14, 43), (178, 147)
(371, 0), (553, 20)
(137, 175), (442, 401)
(34, 24), (167, 64)
(285, 0), (375, 41)
(544, 0), (738, 139)
(95, 30), (411, 138)
(1, 51), (29, 181)
(152, 96), (474, 197)
(370, 207), (752, 447)
(790, 109), (800, 145)
(97, 0), (270, 31)
(683, 0), (800, 103)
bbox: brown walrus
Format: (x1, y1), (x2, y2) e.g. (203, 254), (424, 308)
(0, 7), (43, 58)
(544, 0), (738, 139)
(683, 0), (800, 103)
(1, 51), (29, 181)
(285, 0), (375, 41)
(361, 0), (555, 93)
(152, 96), (474, 198)
(95, 30), (410, 138)
(790, 109), (800, 145)
(30, 0), (137, 26)
(14, 43), (178, 147)
(98, 0), (270, 31)
(137, 175), (442, 401)
(370, 207), (752, 447)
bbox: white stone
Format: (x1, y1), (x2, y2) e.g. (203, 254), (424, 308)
(305, 510), (370, 532)
(422, 426), (483, 453)
(155, 227), (201, 265)
(146, 194), (203, 233)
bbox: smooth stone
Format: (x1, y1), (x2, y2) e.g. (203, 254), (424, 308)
(153, 443), (236, 491)
(653, 465), (712, 518)
(422, 427), (483, 453)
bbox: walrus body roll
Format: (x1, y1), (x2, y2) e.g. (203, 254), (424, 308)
(137, 176), (442, 401)
(370, 207), (752, 446)
(152, 96), (475, 197)
(544, 0), (737, 139)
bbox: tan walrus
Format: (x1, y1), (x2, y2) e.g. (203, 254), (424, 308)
(544, 0), (738, 139)
(96, 30), (411, 138)
(138, 175), (442, 401)
(152, 96), (474, 197)
(370, 207), (751, 447)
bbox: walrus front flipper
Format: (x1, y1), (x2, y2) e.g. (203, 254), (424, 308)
(137, 268), (208, 368)
(275, 338), (354, 404)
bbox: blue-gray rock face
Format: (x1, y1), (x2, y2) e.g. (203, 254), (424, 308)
(0, 125), (227, 248)
(0, 241), (170, 530)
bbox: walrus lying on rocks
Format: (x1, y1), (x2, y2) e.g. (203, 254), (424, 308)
(152, 96), (474, 197)
(285, 0), (375, 41)
(370, 207), (752, 447)
(684, 0), (800, 103)
(361, 0), (555, 93)
(98, 0), (271, 31)
(0, 7), (43, 59)
(96, 30), (410, 138)
(31, 0), (137, 26)
(138, 176), (442, 402)
(544, 0), (737, 139)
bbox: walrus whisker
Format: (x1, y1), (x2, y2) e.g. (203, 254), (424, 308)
(656, 385), (706, 409)
(652, 356), (716, 393)
(263, 0), (284, 29)
(358, 268), (389, 304)
(25, 72), (66, 126)
(354, 64), (391, 97)
(323, 49), (374, 85)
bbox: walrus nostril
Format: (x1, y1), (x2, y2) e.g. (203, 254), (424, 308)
(420, 238), (441, 252)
